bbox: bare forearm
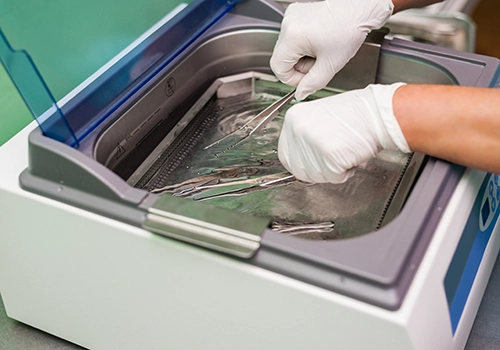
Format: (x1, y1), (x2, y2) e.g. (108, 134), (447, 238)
(394, 84), (500, 173)
(392, 0), (442, 13)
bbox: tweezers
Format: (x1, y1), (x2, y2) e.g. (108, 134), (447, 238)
(204, 89), (296, 150)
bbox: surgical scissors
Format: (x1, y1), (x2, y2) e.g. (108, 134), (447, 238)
(204, 89), (296, 150)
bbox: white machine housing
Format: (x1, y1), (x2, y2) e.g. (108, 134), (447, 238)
(1, 1), (500, 349)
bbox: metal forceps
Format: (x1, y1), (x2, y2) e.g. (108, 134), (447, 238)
(204, 89), (296, 150)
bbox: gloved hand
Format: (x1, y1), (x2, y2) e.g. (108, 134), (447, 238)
(278, 83), (411, 183)
(270, 0), (394, 101)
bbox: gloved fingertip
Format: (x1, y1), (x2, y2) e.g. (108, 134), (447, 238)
(328, 169), (355, 184)
(295, 87), (311, 101)
(290, 168), (315, 183)
(296, 175), (315, 183)
(296, 76), (322, 100)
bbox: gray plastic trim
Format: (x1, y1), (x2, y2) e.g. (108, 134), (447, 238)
(379, 37), (499, 87)
(17, 1), (500, 311)
(22, 129), (148, 206)
(252, 160), (465, 310)
(230, 0), (285, 22)
(19, 167), (147, 227)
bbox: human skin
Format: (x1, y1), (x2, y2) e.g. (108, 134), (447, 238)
(390, 0), (500, 173)
(394, 84), (500, 174)
(392, 0), (443, 13)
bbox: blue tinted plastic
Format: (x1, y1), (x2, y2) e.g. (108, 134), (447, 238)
(0, 28), (78, 146)
(0, 0), (242, 147)
(62, 0), (242, 144)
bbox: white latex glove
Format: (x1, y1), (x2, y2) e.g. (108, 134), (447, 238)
(278, 83), (411, 184)
(270, 0), (394, 101)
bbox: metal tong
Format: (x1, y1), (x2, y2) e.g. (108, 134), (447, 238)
(204, 89), (296, 150)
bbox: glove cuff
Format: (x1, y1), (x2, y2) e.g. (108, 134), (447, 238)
(370, 83), (411, 153)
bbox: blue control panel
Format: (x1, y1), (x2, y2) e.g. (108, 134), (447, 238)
(444, 173), (500, 333)
(491, 65), (500, 89)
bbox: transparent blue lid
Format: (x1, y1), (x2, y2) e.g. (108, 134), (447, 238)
(0, 28), (77, 145)
(0, 0), (241, 147)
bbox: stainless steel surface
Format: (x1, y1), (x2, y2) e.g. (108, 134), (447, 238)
(275, 0), (476, 52)
(328, 27), (389, 91)
(92, 28), (394, 174)
(271, 220), (335, 235)
(247, 88), (295, 136)
(276, 0), (481, 15)
(386, 10), (476, 52)
(424, 0), (481, 15)
(144, 193), (267, 259)
(2, 1), (498, 348)
(91, 29), (459, 180)
(1, 4), (498, 348)
(133, 73), (419, 243)
(93, 29), (282, 170)
(204, 88), (296, 151)
(153, 171), (296, 199)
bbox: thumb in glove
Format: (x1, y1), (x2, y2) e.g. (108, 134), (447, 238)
(270, 0), (394, 101)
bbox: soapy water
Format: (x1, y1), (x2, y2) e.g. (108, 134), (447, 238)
(148, 84), (411, 240)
